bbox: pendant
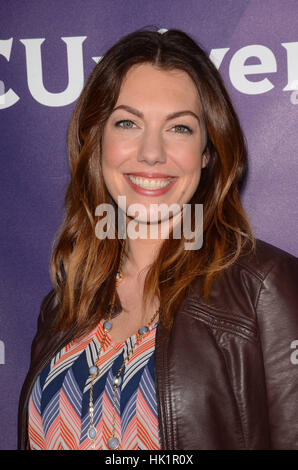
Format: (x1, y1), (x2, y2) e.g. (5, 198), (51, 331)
(87, 426), (97, 440)
(89, 365), (99, 377)
(138, 326), (149, 335)
(103, 320), (113, 332)
(107, 436), (120, 449)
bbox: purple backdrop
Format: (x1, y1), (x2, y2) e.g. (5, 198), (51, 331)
(0, 0), (297, 450)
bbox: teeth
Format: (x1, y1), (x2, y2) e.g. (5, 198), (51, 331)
(127, 175), (173, 189)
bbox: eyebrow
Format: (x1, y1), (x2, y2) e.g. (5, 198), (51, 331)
(111, 104), (201, 124)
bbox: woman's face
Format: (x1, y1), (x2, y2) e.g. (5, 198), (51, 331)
(101, 63), (209, 225)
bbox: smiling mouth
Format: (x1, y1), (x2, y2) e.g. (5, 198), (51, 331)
(126, 174), (175, 190)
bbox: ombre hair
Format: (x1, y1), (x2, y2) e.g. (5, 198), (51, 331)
(50, 27), (256, 337)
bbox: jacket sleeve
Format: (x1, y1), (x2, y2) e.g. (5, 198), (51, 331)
(256, 249), (298, 449)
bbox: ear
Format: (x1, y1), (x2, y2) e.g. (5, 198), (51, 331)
(201, 148), (210, 169)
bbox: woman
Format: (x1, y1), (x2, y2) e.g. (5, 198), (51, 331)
(18, 28), (298, 450)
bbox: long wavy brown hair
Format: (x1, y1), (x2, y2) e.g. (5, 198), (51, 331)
(50, 27), (255, 337)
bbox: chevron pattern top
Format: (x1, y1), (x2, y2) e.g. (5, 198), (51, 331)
(28, 318), (161, 450)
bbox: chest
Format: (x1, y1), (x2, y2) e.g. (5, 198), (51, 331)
(109, 277), (160, 343)
(27, 320), (160, 450)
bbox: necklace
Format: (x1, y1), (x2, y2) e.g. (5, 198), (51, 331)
(87, 245), (160, 450)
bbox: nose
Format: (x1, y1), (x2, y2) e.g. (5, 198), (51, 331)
(136, 128), (166, 165)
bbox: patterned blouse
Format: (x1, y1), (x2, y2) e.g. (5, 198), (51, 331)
(28, 319), (161, 450)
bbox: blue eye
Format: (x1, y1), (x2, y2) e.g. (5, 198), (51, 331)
(114, 120), (193, 134)
(115, 120), (135, 129)
(172, 125), (193, 135)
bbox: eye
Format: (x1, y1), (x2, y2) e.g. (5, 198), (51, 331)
(172, 125), (193, 135)
(114, 119), (136, 129)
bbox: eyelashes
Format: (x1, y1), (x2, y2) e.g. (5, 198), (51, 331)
(114, 119), (194, 135)
(171, 124), (193, 135)
(114, 119), (134, 129)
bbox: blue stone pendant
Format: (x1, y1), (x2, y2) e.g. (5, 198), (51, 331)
(87, 426), (97, 440)
(138, 326), (149, 335)
(103, 320), (112, 332)
(107, 436), (120, 449)
(89, 365), (98, 377)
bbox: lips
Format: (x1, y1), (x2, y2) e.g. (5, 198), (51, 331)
(124, 173), (177, 196)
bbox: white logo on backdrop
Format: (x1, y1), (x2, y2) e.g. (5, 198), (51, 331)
(0, 32), (298, 109)
(290, 80), (298, 104)
(0, 340), (5, 365)
(0, 79), (5, 105)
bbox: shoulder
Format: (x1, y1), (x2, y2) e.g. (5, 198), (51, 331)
(28, 287), (76, 374)
(29, 288), (63, 362)
(217, 238), (298, 299)
(37, 288), (60, 330)
(233, 238), (298, 311)
(187, 238), (298, 328)
(234, 238), (298, 281)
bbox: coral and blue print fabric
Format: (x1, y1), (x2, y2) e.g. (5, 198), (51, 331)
(28, 320), (160, 450)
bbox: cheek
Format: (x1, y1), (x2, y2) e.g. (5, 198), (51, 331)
(101, 127), (129, 170)
(174, 145), (203, 176)
(102, 141), (121, 170)
(173, 145), (204, 202)
(101, 141), (119, 193)
(101, 131), (130, 198)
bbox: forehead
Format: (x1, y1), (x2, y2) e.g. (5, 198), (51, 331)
(116, 63), (201, 110)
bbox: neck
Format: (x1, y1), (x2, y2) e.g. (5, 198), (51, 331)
(122, 236), (163, 279)
(121, 211), (182, 278)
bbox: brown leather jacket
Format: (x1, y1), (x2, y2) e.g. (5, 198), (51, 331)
(18, 239), (298, 450)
